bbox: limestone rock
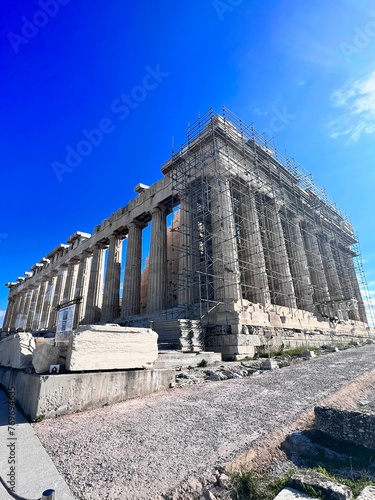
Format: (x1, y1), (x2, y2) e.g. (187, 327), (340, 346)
(65, 324), (158, 371)
(0, 332), (35, 369)
(261, 358), (279, 370)
(289, 470), (353, 499)
(356, 486), (375, 499)
(273, 487), (315, 499)
(315, 405), (375, 450)
(204, 491), (217, 500)
(218, 473), (230, 489)
(302, 350), (316, 358)
(32, 344), (61, 374)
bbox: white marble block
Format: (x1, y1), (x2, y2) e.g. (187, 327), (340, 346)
(32, 344), (61, 374)
(0, 332), (35, 369)
(65, 324), (158, 371)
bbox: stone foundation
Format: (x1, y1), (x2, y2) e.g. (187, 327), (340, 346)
(0, 366), (175, 420)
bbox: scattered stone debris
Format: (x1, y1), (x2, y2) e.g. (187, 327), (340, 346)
(174, 342), (369, 388)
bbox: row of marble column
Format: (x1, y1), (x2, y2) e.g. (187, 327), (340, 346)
(3, 175), (367, 330)
(4, 205), (170, 331)
(182, 175), (365, 322)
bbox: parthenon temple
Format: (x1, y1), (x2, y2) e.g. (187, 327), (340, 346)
(3, 108), (373, 358)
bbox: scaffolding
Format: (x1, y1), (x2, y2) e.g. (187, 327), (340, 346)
(163, 107), (374, 330)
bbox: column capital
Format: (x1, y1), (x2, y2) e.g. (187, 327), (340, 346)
(128, 219), (147, 230)
(108, 231), (124, 242)
(268, 197), (285, 212)
(93, 241), (108, 250)
(67, 257), (80, 265)
(80, 248), (93, 259)
(150, 204), (168, 216)
(291, 214), (304, 224)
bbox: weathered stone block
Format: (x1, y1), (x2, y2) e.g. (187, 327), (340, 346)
(260, 358), (279, 370)
(251, 311), (269, 325)
(302, 350), (316, 358)
(65, 324), (158, 371)
(0, 332), (35, 369)
(357, 486), (375, 499)
(273, 487), (315, 499)
(32, 344), (61, 374)
(315, 405), (375, 450)
(289, 470), (353, 499)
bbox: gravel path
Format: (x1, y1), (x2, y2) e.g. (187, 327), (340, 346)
(34, 344), (375, 500)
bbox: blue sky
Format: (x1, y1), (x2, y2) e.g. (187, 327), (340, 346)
(1, 0), (375, 325)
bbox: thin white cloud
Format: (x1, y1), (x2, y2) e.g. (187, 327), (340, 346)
(329, 69), (375, 141)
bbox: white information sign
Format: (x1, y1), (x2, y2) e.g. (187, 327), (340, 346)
(56, 304), (75, 341)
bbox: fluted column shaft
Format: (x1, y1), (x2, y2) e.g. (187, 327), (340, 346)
(7, 295), (20, 330)
(319, 235), (345, 302)
(26, 285), (39, 330)
(40, 273), (58, 329)
(334, 248), (360, 321)
(2, 296), (14, 330)
(287, 216), (314, 312)
(266, 201), (297, 308)
(101, 235), (122, 322)
(121, 222), (143, 317)
(15, 291), (28, 330)
(73, 251), (92, 328)
(62, 260), (79, 304)
(32, 280), (48, 331)
(240, 187), (271, 306)
(147, 206), (168, 313)
(302, 226), (331, 307)
(210, 175), (241, 302)
(344, 251), (367, 323)
(48, 265), (68, 331)
(83, 244), (106, 324)
(178, 196), (194, 307)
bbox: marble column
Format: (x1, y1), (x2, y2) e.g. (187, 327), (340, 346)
(147, 205), (168, 313)
(286, 215), (314, 312)
(319, 234), (345, 302)
(62, 259), (80, 304)
(26, 285), (39, 330)
(22, 288), (35, 330)
(210, 175), (241, 303)
(343, 251), (367, 323)
(48, 264), (68, 331)
(121, 221), (144, 318)
(302, 225), (331, 308)
(334, 247), (360, 321)
(39, 272), (58, 330)
(83, 244), (106, 324)
(266, 201), (297, 308)
(73, 250), (92, 328)
(240, 186), (271, 306)
(178, 195), (194, 308)
(3, 294), (20, 330)
(7, 295), (20, 330)
(2, 296), (14, 330)
(32, 279), (48, 331)
(15, 290), (28, 330)
(101, 234), (123, 322)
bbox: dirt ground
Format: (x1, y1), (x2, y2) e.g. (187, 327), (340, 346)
(34, 343), (375, 500)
